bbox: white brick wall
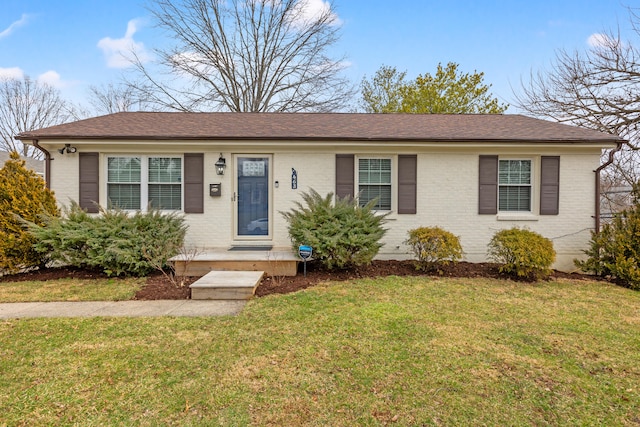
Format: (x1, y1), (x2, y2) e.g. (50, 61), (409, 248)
(41, 141), (603, 272)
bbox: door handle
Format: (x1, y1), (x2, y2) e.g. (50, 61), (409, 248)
(232, 192), (236, 202)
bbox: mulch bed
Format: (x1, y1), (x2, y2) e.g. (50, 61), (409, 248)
(0, 261), (597, 300)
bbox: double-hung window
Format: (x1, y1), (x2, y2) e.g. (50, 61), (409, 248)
(107, 157), (142, 210)
(498, 159), (531, 211)
(107, 156), (182, 210)
(358, 158), (392, 210)
(148, 158), (182, 210)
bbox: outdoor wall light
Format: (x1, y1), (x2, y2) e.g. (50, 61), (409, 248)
(215, 153), (226, 175)
(57, 144), (77, 154)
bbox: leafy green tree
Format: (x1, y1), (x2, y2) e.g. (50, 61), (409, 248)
(360, 62), (508, 114)
(0, 151), (59, 272)
(359, 65), (408, 113)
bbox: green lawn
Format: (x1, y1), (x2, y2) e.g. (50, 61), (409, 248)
(0, 277), (145, 302)
(1, 276), (638, 426)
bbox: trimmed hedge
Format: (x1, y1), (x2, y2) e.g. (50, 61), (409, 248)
(405, 226), (463, 272)
(31, 203), (187, 277)
(488, 227), (555, 280)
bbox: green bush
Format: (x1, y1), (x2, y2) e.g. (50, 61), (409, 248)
(576, 190), (640, 290)
(0, 151), (59, 273)
(282, 189), (388, 270)
(405, 226), (463, 272)
(487, 228), (556, 280)
(30, 202), (187, 277)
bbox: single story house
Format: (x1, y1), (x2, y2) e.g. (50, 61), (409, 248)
(16, 112), (624, 271)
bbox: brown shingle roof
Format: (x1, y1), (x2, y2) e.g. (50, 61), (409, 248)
(16, 112), (623, 144)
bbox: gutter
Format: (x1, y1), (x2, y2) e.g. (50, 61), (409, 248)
(594, 141), (624, 233)
(31, 139), (51, 189)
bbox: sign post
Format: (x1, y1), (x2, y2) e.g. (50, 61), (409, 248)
(298, 245), (312, 277)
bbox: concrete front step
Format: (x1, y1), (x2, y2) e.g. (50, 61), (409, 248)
(189, 270), (265, 300)
(172, 250), (299, 277)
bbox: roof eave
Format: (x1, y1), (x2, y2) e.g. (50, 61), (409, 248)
(16, 134), (624, 145)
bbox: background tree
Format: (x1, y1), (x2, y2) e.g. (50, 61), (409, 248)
(127, 0), (354, 112)
(513, 8), (640, 210)
(359, 65), (407, 113)
(360, 62), (508, 114)
(0, 151), (59, 273)
(88, 82), (153, 115)
(0, 76), (75, 158)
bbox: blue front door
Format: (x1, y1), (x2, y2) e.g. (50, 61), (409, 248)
(236, 156), (270, 237)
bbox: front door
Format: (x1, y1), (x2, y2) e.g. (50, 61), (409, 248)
(235, 155), (271, 239)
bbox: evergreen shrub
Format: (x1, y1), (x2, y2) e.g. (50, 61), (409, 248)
(282, 189), (388, 270)
(0, 152), (59, 272)
(576, 187), (640, 290)
(405, 226), (463, 272)
(31, 203), (187, 277)
(487, 227), (555, 280)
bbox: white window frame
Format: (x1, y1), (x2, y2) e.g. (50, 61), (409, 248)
(498, 158), (533, 213)
(355, 156), (394, 211)
(106, 155), (183, 211)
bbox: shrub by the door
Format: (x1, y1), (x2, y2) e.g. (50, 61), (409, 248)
(282, 189), (388, 270)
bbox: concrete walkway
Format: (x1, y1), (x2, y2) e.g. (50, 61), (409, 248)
(0, 300), (246, 319)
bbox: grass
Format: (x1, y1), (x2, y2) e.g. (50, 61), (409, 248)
(0, 277), (145, 302)
(0, 276), (639, 426)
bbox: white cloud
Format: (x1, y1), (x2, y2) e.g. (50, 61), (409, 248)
(97, 19), (150, 68)
(587, 33), (617, 49)
(37, 70), (66, 88)
(288, 0), (341, 27)
(0, 14), (29, 39)
(0, 67), (24, 79)
(0, 68), (73, 88)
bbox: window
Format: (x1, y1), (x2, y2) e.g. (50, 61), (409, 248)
(498, 159), (531, 211)
(358, 158), (391, 210)
(107, 157), (141, 209)
(148, 157), (182, 210)
(107, 156), (182, 210)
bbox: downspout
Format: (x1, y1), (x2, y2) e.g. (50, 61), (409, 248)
(31, 139), (51, 189)
(594, 141), (624, 233)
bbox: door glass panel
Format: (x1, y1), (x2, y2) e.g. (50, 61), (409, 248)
(237, 157), (269, 236)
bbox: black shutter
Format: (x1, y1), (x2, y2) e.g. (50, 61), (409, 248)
(540, 156), (560, 215)
(398, 155), (417, 214)
(79, 152), (99, 213)
(184, 153), (204, 214)
(335, 154), (354, 199)
(478, 155), (498, 214)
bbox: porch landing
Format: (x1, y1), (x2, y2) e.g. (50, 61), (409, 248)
(171, 249), (299, 277)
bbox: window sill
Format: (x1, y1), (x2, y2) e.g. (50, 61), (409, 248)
(373, 210), (396, 220)
(496, 213), (538, 222)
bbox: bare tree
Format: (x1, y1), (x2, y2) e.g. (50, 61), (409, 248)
(88, 82), (155, 115)
(0, 76), (75, 158)
(127, 0), (354, 112)
(514, 9), (640, 199)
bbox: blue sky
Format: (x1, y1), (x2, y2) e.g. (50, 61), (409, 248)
(0, 0), (635, 112)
